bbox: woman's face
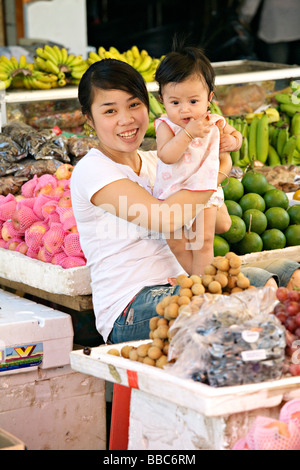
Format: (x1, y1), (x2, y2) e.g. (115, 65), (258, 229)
(161, 74), (213, 128)
(87, 87), (149, 156)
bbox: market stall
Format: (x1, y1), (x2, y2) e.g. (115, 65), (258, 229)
(1, 45), (300, 450)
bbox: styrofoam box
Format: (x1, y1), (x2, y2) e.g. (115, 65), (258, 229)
(0, 247), (92, 296)
(70, 341), (300, 418)
(0, 288), (73, 373)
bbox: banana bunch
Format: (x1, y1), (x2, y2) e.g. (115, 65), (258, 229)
(0, 54), (35, 90)
(87, 45), (161, 82)
(244, 106), (280, 124)
(34, 45), (88, 87)
(145, 92), (166, 137)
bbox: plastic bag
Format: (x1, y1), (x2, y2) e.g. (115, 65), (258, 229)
(167, 287), (286, 387)
(0, 135), (26, 162)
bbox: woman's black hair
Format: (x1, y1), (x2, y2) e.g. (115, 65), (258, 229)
(78, 59), (149, 116)
(155, 39), (215, 96)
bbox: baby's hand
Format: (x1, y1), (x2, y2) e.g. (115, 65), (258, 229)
(186, 112), (213, 139)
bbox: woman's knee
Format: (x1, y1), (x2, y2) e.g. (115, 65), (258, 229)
(286, 269), (300, 290)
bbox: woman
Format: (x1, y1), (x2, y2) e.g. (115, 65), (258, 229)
(71, 59), (300, 344)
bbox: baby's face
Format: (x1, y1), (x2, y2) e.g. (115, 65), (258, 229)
(161, 74), (213, 128)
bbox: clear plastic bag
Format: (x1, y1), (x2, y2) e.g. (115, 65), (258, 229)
(167, 287), (286, 387)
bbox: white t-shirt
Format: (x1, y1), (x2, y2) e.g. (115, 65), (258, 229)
(70, 148), (184, 342)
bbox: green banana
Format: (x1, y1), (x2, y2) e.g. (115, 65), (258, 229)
(291, 112), (300, 136)
(281, 135), (297, 164)
(240, 136), (249, 162)
(271, 126), (280, 147)
(280, 103), (300, 116)
(292, 149), (300, 165)
(248, 115), (259, 162)
(276, 125), (289, 157)
(275, 93), (300, 105)
(61, 48), (69, 64)
(145, 120), (155, 138)
(148, 92), (165, 116)
(256, 113), (269, 163)
(53, 45), (63, 64)
(267, 145), (281, 166)
(0, 56), (15, 73)
(68, 55), (85, 67)
(296, 134), (300, 152)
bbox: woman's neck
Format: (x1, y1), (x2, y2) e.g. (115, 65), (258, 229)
(98, 143), (141, 175)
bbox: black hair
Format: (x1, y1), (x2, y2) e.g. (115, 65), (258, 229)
(78, 59), (149, 116)
(155, 42), (215, 97)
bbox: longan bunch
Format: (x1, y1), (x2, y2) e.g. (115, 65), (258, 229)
(201, 252), (255, 295)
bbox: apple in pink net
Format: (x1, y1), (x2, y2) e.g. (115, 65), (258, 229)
(25, 221), (48, 251)
(58, 194), (72, 208)
(8, 239), (22, 251)
(55, 164), (74, 180)
(15, 242), (28, 255)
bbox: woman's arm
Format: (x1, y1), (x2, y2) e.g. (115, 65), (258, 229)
(91, 178), (213, 235)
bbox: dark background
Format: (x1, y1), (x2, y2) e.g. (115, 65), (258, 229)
(86, 0), (258, 62)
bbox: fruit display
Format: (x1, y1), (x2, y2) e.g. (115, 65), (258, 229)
(273, 286), (300, 377)
(87, 45), (162, 82)
(107, 253), (256, 367)
(145, 92), (166, 137)
(217, 171), (300, 256)
(0, 44), (162, 91)
(0, 163), (86, 269)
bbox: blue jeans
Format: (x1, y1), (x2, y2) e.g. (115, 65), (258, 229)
(108, 284), (179, 344)
(108, 259), (299, 344)
(241, 259), (299, 288)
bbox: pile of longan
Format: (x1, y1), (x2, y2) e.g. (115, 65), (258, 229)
(107, 253), (255, 367)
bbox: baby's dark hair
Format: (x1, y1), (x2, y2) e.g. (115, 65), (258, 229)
(155, 44), (215, 96)
(78, 59), (149, 116)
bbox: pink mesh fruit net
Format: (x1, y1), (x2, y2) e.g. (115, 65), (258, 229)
(60, 256), (86, 269)
(21, 175), (39, 198)
(63, 232), (84, 257)
(41, 200), (59, 222)
(25, 221), (49, 251)
(0, 195), (16, 221)
(56, 206), (77, 230)
(2, 220), (22, 239)
(12, 205), (40, 234)
(51, 250), (67, 265)
(280, 399), (300, 429)
(42, 222), (65, 254)
(33, 194), (53, 219)
(37, 246), (53, 263)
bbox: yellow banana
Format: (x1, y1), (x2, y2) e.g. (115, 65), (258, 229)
(71, 63), (88, 73)
(98, 47), (106, 59)
(36, 47), (48, 60)
(265, 107), (280, 123)
(125, 50), (134, 65)
(109, 46), (120, 56)
(0, 55), (15, 73)
(68, 55), (85, 67)
(131, 45), (140, 59)
(256, 113), (269, 163)
(44, 45), (59, 64)
(53, 45), (62, 64)
(0, 77), (11, 89)
(9, 56), (19, 70)
(58, 79), (66, 87)
(34, 72), (58, 83)
(89, 51), (101, 63)
(34, 56), (47, 71)
(104, 51), (115, 59)
(70, 70), (86, 80)
(137, 55), (153, 72)
(23, 76), (31, 89)
(45, 59), (60, 75)
(31, 77), (52, 89)
(61, 48), (68, 64)
(0, 62), (11, 75)
(0, 72), (9, 81)
(65, 53), (75, 65)
(19, 54), (28, 68)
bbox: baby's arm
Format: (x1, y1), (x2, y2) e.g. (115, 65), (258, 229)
(218, 152), (232, 185)
(156, 120), (193, 164)
(218, 121), (243, 153)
